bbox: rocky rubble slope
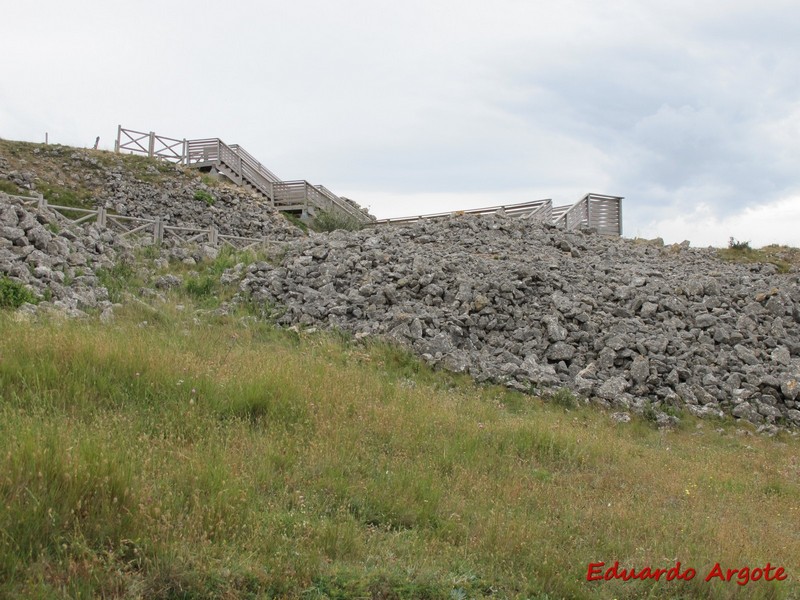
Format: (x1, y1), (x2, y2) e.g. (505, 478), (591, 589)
(0, 143), (303, 241)
(237, 215), (800, 427)
(0, 194), (127, 317)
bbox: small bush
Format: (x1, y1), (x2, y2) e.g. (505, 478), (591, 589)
(728, 237), (751, 251)
(0, 277), (37, 309)
(194, 189), (215, 206)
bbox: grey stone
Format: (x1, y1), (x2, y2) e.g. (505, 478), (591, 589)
(630, 355), (650, 384)
(154, 274), (183, 289)
(546, 341), (575, 361)
(596, 376), (629, 400)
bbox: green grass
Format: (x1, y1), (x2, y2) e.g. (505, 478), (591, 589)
(0, 180), (30, 196)
(311, 210), (364, 232)
(0, 306), (798, 599)
(194, 189), (215, 206)
(282, 211), (309, 233)
(36, 181), (95, 210)
(717, 241), (793, 273)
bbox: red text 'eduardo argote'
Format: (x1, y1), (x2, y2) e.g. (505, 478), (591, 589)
(587, 561), (787, 586)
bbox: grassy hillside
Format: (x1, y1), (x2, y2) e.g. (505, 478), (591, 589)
(1, 269), (799, 599)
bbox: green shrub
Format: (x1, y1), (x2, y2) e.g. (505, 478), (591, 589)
(0, 277), (37, 308)
(728, 237), (751, 251)
(193, 189), (215, 206)
(0, 277), (37, 309)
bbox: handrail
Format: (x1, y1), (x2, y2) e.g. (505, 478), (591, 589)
(117, 126), (376, 222)
(315, 185), (372, 222)
(229, 144), (280, 183)
(372, 198), (552, 225)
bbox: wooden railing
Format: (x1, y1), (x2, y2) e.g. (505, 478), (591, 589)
(371, 198), (553, 225)
(116, 126), (374, 224)
(314, 184), (372, 223)
(372, 194), (622, 235)
(1, 193), (272, 250)
(552, 193), (623, 235)
(114, 126), (186, 163)
(273, 181), (370, 224)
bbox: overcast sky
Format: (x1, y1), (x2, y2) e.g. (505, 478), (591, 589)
(2, 0), (798, 246)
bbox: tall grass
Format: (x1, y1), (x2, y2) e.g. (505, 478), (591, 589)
(0, 310), (798, 598)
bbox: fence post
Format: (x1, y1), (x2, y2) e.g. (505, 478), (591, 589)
(209, 226), (218, 246)
(148, 132), (156, 158)
(154, 217), (164, 244)
(114, 125), (121, 153)
(182, 139), (188, 165)
(37, 194), (47, 210)
(586, 196), (592, 230)
(97, 206), (107, 229)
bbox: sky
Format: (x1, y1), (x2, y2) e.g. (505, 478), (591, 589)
(2, 0), (798, 247)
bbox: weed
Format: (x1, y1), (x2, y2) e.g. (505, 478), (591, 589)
(193, 189), (215, 206)
(0, 277), (37, 308)
(281, 211), (308, 233)
(184, 274), (216, 299)
(311, 210), (364, 232)
(549, 387), (578, 409)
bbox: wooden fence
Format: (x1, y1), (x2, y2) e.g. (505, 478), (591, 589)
(115, 126), (374, 225)
(374, 194), (622, 235)
(273, 181), (369, 224)
(3, 193), (270, 251)
(371, 198), (554, 225)
(551, 193), (623, 236)
(114, 126), (186, 163)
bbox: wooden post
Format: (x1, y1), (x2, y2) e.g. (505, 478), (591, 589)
(617, 198), (623, 236)
(114, 125), (121, 153)
(154, 218), (164, 244)
(209, 226), (218, 246)
(182, 139), (188, 165)
(148, 132), (156, 158)
(45, 132), (48, 145)
(37, 194), (47, 210)
(586, 196), (592, 230)
(97, 207), (107, 229)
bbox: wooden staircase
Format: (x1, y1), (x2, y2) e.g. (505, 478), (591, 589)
(115, 126), (374, 225)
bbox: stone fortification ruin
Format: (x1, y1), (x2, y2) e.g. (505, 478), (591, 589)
(1, 140), (799, 431)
